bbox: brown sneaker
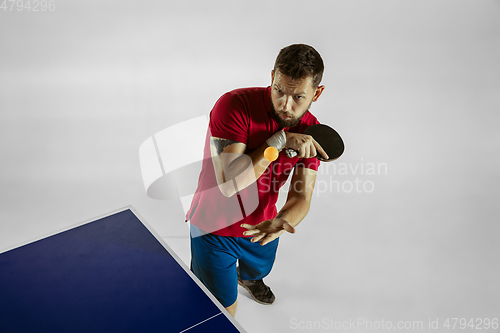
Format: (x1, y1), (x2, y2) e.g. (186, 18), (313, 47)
(237, 267), (275, 305)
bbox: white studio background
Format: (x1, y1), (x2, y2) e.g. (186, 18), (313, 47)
(1, 1), (499, 332)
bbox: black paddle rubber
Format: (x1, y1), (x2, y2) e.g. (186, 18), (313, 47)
(285, 124), (344, 162)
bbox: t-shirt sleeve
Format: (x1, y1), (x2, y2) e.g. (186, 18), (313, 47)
(209, 92), (249, 144)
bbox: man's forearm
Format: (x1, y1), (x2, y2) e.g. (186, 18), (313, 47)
(220, 141), (273, 197)
(275, 196), (311, 228)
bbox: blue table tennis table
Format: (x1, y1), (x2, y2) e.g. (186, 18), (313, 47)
(0, 206), (246, 332)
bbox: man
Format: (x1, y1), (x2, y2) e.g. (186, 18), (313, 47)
(185, 44), (327, 317)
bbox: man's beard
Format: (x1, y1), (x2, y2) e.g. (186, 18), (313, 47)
(269, 97), (312, 128)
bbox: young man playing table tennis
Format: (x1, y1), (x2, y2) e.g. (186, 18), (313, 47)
(185, 44), (326, 317)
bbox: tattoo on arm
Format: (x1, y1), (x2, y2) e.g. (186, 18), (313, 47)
(276, 210), (286, 218)
(211, 138), (239, 155)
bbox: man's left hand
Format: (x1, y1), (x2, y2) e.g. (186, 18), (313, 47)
(241, 218), (295, 246)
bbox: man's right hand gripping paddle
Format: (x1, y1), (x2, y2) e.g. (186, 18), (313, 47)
(285, 124), (344, 162)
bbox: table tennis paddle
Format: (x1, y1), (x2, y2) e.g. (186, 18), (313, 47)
(285, 124), (344, 162)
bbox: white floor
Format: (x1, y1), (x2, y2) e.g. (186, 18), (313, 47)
(1, 1), (500, 332)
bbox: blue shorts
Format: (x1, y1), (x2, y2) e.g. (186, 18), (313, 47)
(190, 224), (279, 308)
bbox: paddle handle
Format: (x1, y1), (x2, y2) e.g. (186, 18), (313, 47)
(285, 148), (298, 158)
(285, 148), (326, 161)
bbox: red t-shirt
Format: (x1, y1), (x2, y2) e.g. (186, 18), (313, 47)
(185, 86), (321, 237)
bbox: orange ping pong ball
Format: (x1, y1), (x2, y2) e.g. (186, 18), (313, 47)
(264, 146), (279, 161)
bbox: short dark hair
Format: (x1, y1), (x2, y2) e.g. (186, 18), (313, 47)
(274, 44), (324, 87)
